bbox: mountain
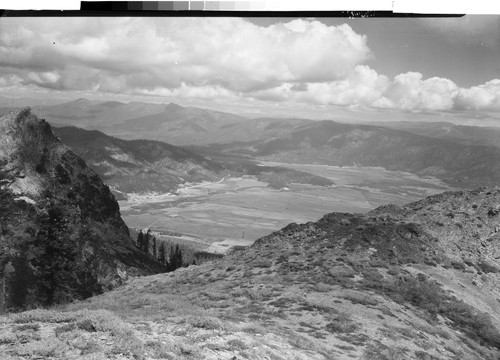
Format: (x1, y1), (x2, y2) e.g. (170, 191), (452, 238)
(114, 109), (311, 145)
(0, 95), (66, 108)
(372, 120), (500, 148)
(0, 108), (164, 310)
(31, 98), (167, 128)
(6, 98), (313, 145)
(205, 120), (500, 189)
(52, 126), (225, 199)
(2, 187), (499, 359)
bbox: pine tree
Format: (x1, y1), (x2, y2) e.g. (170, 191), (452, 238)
(143, 229), (152, 254)
(32, 201), (78, 305)
(168, 245), (175, 271)
(169, 244), (183, 270)
(137, 231), (144, 250)
(176, 244), (183, 269)
(8, 252), (32, 309)
(152, 236), (157, 259)
(158, 242), (166, 265)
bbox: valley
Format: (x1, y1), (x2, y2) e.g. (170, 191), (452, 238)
(119, 162), (453, 251)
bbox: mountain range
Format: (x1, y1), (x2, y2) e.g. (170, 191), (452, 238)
(199, 120), (500, 189)
(0, 99), (312, 145)
(5, 98), (500, 192)
(372, 120), (500, 148)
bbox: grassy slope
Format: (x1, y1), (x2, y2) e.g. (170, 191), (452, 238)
(2, 189), (500, 359)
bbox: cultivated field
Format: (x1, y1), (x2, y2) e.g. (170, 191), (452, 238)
(119, 164), (453, 248)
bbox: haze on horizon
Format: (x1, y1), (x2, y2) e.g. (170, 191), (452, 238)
(1, 15), (500, 125)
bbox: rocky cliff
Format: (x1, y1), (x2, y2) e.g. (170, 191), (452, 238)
(0, 108), (163, 310)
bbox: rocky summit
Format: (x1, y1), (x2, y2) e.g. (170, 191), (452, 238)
(0, 108), (163, 310)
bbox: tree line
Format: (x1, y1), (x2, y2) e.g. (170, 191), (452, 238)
(136, 229), (191, 272)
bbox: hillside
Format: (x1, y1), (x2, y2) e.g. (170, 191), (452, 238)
(203, 120), (500, 189)
(52, 126), (225, 199)
(371, 121), (500, 148)
(1, 187), (499, 359)
(0, 108), (164, 310)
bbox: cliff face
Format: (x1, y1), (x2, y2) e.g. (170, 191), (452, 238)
(0, 108), (163, 310)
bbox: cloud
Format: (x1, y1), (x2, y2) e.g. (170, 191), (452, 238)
(3, 17), (500, 114)
(249, 66), (389, 105)
(378, 72), (458, 111)
(249, 68), (500, 113)
(453, 79), (500, 110)
(0, 17), (371, 95)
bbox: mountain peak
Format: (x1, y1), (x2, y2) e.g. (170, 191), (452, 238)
(164, 102), (184, 111)
(0, 108), (164, 310)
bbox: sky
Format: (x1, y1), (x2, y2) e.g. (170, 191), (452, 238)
(1, 15), (500, 122)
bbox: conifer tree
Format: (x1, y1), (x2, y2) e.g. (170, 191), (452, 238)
(142, 229), (151, 254)
(170, 244), (183, 270)
(168, 245), (175, 271)
(32, 201), (78, 305)
(137, 231), (144, 250)
(158, 242), (166, 265)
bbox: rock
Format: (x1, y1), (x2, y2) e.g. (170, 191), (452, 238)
(488, 205), (500, 217)
(0, 108), (164, 310)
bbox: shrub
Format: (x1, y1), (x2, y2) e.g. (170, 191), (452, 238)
(187, 316), (225, 330)
(325, 313), (358, 333)
(253, 259), (273, 268)
(477, 260), (500, 274)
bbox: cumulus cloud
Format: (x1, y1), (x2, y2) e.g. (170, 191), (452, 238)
(0, 17), (371, 95)
(249, 68), (500, 113)
(378, 72), (458, 111)
(453, 79), (500, 110)
(2, 17), (500, 114)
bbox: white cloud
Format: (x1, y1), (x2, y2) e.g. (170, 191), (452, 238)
(248, 68), (500, 113)
(0, 17), (371, 95)
(379, 72), (458, 111)
(248, 66), (389, 106)
(453, 79), (500, 110)
(2, 17), (500, 114)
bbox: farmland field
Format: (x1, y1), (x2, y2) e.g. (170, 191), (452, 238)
(119, 163), (453, 249)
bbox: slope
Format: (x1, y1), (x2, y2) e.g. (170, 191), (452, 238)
(53, 126), (225, 199)
(1, 187), (499, 359)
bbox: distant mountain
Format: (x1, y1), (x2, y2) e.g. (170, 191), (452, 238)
(0, 95), (66, 108)
(203, 120), (500, 189)
(7, 98), (314, 145)
(22, 187), (499, 359)
(0, 108), (163, 310)
(53, 126), (225, 199)
(31, 98), (166, 128)
(372, 120), (500, 148)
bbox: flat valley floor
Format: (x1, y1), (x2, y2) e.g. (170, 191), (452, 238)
(119, 163), (453, 250)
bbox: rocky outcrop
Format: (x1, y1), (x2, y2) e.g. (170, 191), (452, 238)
(0, 108), (163, 310)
